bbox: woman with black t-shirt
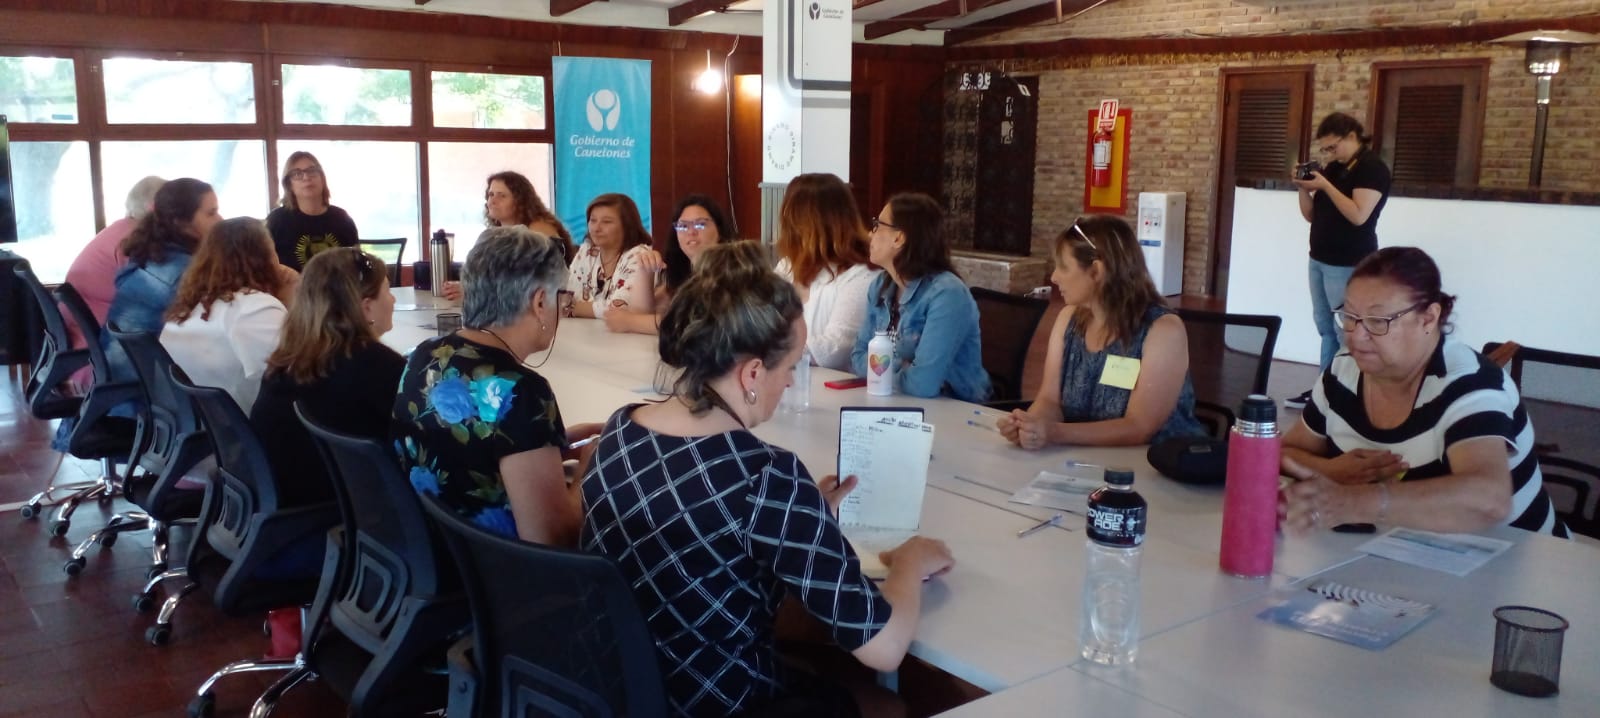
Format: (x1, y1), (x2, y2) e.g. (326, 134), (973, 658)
(267, 150), (361, 271)
(1288, 112), (1391, 409)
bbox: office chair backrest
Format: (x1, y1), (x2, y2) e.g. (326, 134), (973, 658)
(108, 324), (208, 493)
(10, 261), (75, 357)
(55, 283), (114, 388)
(420, 494), (666, 718)
(1174, 308), (1282, 438)
(358, 238), (407, 286)
(1482, 341), (1600, 539)
(174, 369), (280, 560)
(11, 261), (86, 419)
(970, 287), (1049, 402)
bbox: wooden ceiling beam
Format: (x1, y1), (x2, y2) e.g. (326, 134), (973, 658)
(667, 0), (728, 26)
(549, 0), (606, 17)
(861, 0), (1010, 40)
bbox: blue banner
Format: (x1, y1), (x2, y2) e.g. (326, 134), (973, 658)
(552, 57), (652, 240)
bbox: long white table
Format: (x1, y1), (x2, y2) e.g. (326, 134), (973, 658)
(383, 289), (1597, 713)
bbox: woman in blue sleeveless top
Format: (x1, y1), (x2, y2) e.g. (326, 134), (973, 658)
(998, 215), (1204, 448)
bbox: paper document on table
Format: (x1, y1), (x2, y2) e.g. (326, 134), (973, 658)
(1357, 528), (1513, 576)
(1257, 579), (1436, 650)
(836, 411), (934, 533)
(1008, 469), (1099, 514)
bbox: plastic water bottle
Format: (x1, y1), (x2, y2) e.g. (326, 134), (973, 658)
(1080, 467), (1146, 665)
(782, 348), (811, 413)
(429, 229), (451, 301)
(1219, 395), (1281, 578)
(866, 331), (895, 396)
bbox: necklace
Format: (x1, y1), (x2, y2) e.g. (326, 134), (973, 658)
(473, 324), (555, 370)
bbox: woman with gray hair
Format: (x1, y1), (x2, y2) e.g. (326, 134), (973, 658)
(392, 225), (599, 545)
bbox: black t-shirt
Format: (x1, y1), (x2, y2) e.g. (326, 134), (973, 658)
(1308, 149), (1391, 266)
(250, 341), (405, 507)
(267, 205), (361, 271)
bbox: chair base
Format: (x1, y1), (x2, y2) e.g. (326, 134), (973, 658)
(188, 653), (307, 718)
(64, 511), (150, 576)
(22, 457), (124, 537)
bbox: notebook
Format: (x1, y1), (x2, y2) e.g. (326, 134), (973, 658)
(835, 407), (934, 580)
(1257, 579), (1437, 650)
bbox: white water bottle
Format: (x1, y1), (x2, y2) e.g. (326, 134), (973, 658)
(866, 331), (895, 396)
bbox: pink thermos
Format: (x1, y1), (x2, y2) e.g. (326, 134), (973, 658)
(1220, 394), (1280, 578)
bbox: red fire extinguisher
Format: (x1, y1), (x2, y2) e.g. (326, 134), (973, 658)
(1091, 127), (1113, 188)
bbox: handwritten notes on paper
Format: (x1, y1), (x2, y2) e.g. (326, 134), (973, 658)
(837, 412), (935, 533)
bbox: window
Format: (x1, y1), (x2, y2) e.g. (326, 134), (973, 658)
(102, 57), (256, 124)
(10, 141), (94, 281)
(276, 140), (421, 260)
(431, 71), (546, 130)
(426, 142), (554, 258)
(1372, 62), (1488, 186)
(0, 56), (78, 123)
(101, 140), (268, 220)
(282, 64), (412, 126)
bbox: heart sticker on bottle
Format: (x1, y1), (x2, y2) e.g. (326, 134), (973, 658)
(869, 354), (889, 376)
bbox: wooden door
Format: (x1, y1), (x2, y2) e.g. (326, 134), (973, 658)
(1212, 68), (1312, 298)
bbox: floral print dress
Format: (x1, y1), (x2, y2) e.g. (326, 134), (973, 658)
(566, 242), (655, 317)
(391, 334), (567, 538)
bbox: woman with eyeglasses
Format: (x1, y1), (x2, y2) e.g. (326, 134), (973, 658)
(849, 192), (989, 402)
(1286, 112), (1392, 410)
(997, 215), (1203, 449)
(603, 193), (731, 335)
(393, 226), (601, 545)
(1278, 247), (1565, 537)
(564, 193), (658, 321)
(775, 173), (881, 371)
(266, 151), (361, 272)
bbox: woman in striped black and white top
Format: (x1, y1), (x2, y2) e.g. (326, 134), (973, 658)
(1279, 247), (1566, 537)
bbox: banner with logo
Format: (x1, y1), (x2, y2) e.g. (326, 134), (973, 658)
(552, 57), (653, 239)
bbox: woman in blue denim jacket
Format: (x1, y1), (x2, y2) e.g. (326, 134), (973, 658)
(850, 193), (990, 402)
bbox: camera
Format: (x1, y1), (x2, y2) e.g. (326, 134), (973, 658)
(1294, 161), (1323, 180)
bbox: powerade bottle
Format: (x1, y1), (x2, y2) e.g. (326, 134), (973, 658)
(1080, 467), (1146, 665)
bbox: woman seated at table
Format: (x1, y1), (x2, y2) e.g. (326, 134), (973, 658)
(603, 193), (731, 336)
(161, 217), (298, 414)
(998, 215), (1204, 449)
(440, 170), (573, 301)
(252, 247), (402, 508)
(267, 150), (360, 271)
(565, 192), (656, 320)
(849, 192), (989, 402)
(1279, 246), (1566, 537)
(393, 226), (600, 545)
(775, 173), (880, 371)
(582, 241), (954, 717)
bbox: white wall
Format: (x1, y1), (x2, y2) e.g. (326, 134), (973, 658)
(1227, 188), (1600, 406)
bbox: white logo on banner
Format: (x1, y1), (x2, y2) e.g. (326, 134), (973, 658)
(585, 89), (621, 132)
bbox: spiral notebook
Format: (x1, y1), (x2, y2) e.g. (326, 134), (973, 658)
(835, 407), (934, 579)
(1257, 579), (1437, 650)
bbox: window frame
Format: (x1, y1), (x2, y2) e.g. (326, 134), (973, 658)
(1368, 59), (1490, 188)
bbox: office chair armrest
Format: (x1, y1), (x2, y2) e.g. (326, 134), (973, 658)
(348, 592), (473, 709)
(75, 380), (142, 426)
(303, 527), (347, 653)
(446, 633), (480, 718)
(238, 502), (343, 565)
(36, 347), (91, 390)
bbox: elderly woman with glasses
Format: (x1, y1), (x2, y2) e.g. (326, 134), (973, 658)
(267, 151), (361, 271)
(998, 215), (1204, 449)
(1278, 247), (1566, 537)
(393, 226), (601, 545)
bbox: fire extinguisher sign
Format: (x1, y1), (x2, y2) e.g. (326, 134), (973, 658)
(1097, 99), (1119, 132)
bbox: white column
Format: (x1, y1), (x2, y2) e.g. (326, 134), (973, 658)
(760, 0), (853, 243)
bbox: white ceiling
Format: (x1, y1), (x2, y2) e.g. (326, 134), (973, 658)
(242, 0), (1060, 45)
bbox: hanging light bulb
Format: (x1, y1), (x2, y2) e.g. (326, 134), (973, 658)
(693, 49), (723, 95)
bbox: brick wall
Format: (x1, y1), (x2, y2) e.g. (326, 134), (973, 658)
(946, 0), (1600, 295)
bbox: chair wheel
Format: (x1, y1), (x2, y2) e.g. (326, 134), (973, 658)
(19, 503), (38, 519)
(146, 624), (172, 646)
(187, 691), (215, 718)
(146, 563), (168, 580)
(98, 532), (118, 548)
(132, 593), (157, 613)
(63, 557), (86, 576)
(49, 520), (70, 537)
(263, 619), (273, 637)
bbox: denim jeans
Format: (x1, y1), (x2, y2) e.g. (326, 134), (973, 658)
(1308, 259), (1356, 371)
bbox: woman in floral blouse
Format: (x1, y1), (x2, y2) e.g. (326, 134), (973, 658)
(392, 225), (600, 545)
(565, 192), (656, 320)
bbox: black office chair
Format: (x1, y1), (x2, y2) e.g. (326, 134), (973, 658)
(1483, 342), (1600, 539)
(283, 403), (467, 717)
(358, 238), (407, 286)
(104, 325), (209, 603)
(1174, 308), (1282, 439)
(10, 263), (129, 529)
(420, 494), (667, 718)
(971, 287), (1049, 405)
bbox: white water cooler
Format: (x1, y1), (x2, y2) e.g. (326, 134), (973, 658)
(1137, 192), (1185, 296)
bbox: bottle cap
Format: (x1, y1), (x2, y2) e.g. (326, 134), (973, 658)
(1104, 467), (1135, 487)
(1239, 394), (1277, 423)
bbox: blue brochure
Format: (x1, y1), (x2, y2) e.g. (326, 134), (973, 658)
(1257, 579), (1436, 650)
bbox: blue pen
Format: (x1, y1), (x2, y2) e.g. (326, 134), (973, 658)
(1017, 513), (1064, 538)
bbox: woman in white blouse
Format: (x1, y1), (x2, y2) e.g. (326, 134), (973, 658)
(773, 173), (881, 371)
(566, 193), (656, 320)
(161, 217), (299, 412)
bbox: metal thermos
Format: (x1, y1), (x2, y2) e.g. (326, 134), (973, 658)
(1219, 394), (1281, 578)
(429, 229), (451, 299)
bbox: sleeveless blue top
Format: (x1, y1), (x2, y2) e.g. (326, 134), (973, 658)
(1057, 305), (1205, 444)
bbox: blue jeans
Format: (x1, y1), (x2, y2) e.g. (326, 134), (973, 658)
(1308, 259), (1356, 371)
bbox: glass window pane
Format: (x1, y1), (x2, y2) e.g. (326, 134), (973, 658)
(101, 140), (268, 223)
(102, 58), (255, 124)
(9, 141), (94, 282)
(427, 142), (554, 259)
(0, 56), (79, 123)
(275, 140), (420, 262)
(282, 64), (412, 127)
(431, 71), (546, 130)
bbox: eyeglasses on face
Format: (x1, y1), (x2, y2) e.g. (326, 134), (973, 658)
(1069, 219), (1098, 252)
(869, 217), (900, 232)
(673, 219), (710, 233)
(1333, 301), (1427, 336)
(287, 166), (323, 181)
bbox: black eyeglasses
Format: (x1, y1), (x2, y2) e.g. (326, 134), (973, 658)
(870, 217), (900, 232)
(286, 166), (323, 182)
(1333, 301), (1427, 336)
(1069, 219), (1098, 252)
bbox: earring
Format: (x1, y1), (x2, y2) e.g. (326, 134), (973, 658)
(743, 388), (758, 405)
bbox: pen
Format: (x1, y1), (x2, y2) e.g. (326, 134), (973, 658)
(1017, 513), (1064, 538)
(968, 410), (1001, 432)
(568, 434), (601, 450)
(966, 419), (999, 432)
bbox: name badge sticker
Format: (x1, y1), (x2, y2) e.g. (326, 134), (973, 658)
(1099, 355), (1141, 390)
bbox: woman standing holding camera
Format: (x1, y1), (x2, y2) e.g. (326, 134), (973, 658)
(1289, 112), (1391, 409)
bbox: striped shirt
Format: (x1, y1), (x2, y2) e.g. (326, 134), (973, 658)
(1304, 338), (1565, 536)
